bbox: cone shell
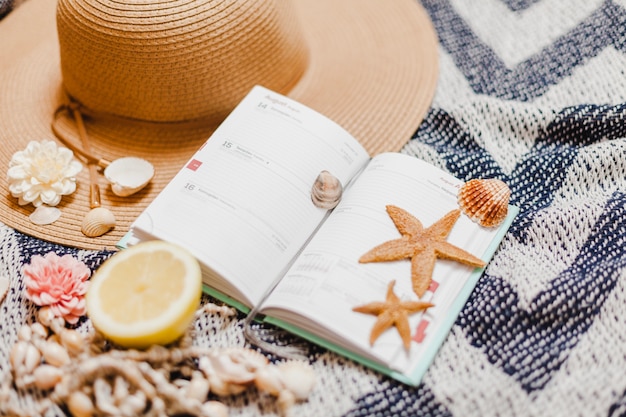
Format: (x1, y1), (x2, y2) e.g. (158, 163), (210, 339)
(458, 178), (510, 228)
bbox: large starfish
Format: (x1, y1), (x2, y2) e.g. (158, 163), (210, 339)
(359, 205), (486, 298)
(352, 280), (433, 350)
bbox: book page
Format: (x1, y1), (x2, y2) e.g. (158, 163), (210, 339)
(130, 86), (370, 307)
(260, 152), (511, 376)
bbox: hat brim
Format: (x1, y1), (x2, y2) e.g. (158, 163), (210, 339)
(0, 0), (438, 250)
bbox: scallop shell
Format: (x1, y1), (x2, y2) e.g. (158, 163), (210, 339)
(104, 157), (154, 197)
(311, 170), (343, 209)
(29, 205), (61, 225)
(458, 178), (511, 228)
(81, 207), (116, 237)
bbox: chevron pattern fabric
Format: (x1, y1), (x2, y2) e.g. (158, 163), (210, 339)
(1, 1), (625, 416)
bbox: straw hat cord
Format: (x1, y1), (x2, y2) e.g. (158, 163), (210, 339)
(51, 103), (112, 169)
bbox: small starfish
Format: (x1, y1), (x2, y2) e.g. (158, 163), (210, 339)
(352, 280), (433, 350)
(359, 205), (486, 298)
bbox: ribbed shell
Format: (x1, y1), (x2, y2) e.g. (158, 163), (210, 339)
(81, 207), (116, 237)
(458, 178), (511, 228)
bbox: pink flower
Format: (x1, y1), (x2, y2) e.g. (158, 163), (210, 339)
(23, 252), (91, 324)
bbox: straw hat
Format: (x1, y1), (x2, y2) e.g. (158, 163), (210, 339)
(0, 0), (438, 250)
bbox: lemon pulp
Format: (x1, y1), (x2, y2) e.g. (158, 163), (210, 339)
(87, 240), (202, 349)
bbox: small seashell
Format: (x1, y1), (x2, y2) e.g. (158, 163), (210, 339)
(186, 371), (210, 402)
(104, 156), (154, 197)
(206, 373), (247, 396)
(0, 276), (8, 304)
(276, 360), (316, 400)
(254, 365), (283, 396)
(311, 170), (343, 209)
(17, 325), (32, 342)
(277, 390), (297, 414)
(93, 377), (118, 415)
(202, 400), (229, 417)
(256, 360), (315, 412)
(226, 347), (269, 371)
(67, 390), (95, 417)
(113, 375), (129, 402)
(47, 334), (61, 345)
(33, 364), (63, 390)
(457, 178), (511, 228)
(42, 341), (70, 367)
(29, 205), (61, 225)
(38, 306), (55, 327)
(30, 322), (49, 339)
(200, 348), (269, 387)
(120, 390), (147, 415)
(60, 329), (84, 356)
(10, 341), (41, 374)
(81, 207), (116, 237)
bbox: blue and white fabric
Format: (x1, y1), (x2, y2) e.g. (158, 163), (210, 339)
(0, 1), (625, 416)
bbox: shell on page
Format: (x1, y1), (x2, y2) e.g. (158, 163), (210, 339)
(104, 157), (154, 197)
(457, 178), (511, 228)
(311, 170), (343, 209)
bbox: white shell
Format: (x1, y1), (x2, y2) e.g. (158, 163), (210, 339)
(254, 365), (283, 395)
(29, 205), (61, 225)
(60, 329), (85, 356)
(17, 325), (32, 342)
(186, 371), (210, 402)
(276, 361), (316, 400)
(202, 401), (229, 417)
(311, 170), (343, 209)
(33, 364), (63, 390)
(104, 157), (154, 197)
(67, 391), (95, 417)
(10, 341), (41, 374)
(0, 276), (8, 304)
(255, 360), (316, 401)
(81, 207), (116, 237)
(201, 348), (268, 385)
(42, 341), (70, 367)
(38, 306), (55, 327)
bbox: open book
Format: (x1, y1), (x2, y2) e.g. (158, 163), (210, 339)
(120, 85), (518, 386)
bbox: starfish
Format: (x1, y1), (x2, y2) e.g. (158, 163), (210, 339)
(359, 205), (486, 298)
(352, 280), (433, 350)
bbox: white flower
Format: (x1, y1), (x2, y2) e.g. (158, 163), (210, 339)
(7, 140), (83, 207)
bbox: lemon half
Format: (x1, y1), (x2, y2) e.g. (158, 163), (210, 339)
(86, 240), (202, 349)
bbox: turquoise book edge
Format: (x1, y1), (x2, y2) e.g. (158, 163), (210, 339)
(117, 205), (519, 387)
(202, 284), (251, 315)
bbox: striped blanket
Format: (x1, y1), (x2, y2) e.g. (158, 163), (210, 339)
(1, 0), (625, 416)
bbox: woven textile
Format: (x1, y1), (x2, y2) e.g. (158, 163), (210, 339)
(1, 1), (626, 416)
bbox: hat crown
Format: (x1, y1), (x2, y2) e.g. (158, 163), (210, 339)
(56, 0), (309, 122)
